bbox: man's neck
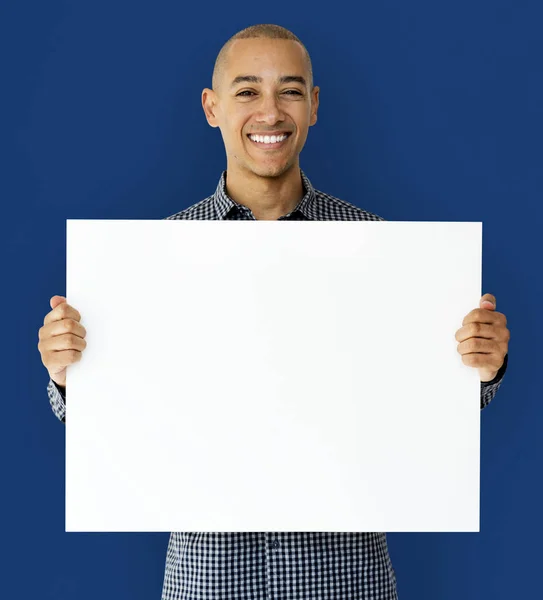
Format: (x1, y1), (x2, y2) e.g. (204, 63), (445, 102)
(224, 164), (304, 220)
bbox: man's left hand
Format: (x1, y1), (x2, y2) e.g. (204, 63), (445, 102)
(455, 293), (510, 382)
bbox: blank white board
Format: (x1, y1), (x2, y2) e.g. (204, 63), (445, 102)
(66, 220), (482, 532)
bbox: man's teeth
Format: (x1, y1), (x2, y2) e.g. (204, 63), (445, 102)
(249, 134), (288, 144)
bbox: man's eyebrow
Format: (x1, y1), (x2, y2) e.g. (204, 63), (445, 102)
(230, 75), (307, 88)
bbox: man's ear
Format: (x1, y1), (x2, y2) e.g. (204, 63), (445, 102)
(309, 86), (320, 127)
(202, 88), (220, 128)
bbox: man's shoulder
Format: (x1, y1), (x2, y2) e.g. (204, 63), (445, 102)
(312, 188), (385, 221)
(164, 194), (216, 220)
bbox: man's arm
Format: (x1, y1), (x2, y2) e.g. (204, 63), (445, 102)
(480, 352), (508, 410)
(47, 378), (66, 424)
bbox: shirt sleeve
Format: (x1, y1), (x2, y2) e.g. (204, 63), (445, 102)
(480, 352), (508, 410)
(47, 378), (66, 424)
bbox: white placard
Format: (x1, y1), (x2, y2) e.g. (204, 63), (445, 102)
(66, 220), (482, 532)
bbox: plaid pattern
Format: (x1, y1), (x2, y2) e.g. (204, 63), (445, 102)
(47, 168), (507, 599)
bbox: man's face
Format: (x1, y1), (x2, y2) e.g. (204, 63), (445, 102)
(202, 38), (319, 178)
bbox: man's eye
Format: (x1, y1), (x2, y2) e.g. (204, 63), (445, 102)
(236, 90), (303, 97)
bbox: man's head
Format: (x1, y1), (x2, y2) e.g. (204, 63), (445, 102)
(202, 24), (319, 179)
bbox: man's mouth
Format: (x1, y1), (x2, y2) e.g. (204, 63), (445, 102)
(246, 132), (292, 149)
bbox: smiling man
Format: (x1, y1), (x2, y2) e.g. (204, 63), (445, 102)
(201, 32), (319, 220)
(43, 22), (510, 600)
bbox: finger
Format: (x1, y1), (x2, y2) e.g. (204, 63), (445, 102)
(50, 295), (67, 310)
(39, 318), (87, 341)
(44, 301), (81, 326)
(39, 332), (87, 354)
(46, 348), (83, 371)
(455, 322), (500, 343)
(462, 308), (506, 327)
(461, 352), (503, 370)
(457, 337), (496, 355)
(480, 293), (496, 310)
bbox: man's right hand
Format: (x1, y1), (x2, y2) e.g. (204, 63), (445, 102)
(38, 295), (87, 389)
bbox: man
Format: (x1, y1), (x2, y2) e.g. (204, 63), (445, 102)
(38, 23), (510, 600)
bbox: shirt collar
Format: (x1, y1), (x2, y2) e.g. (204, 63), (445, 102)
(213, 169), (318, 220)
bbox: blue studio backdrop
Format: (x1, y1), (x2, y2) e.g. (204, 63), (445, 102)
(3, 1), (541, 599)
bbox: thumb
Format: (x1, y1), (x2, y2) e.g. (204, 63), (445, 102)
(50, 295), (67, 310)
(480, 293), (496, 310)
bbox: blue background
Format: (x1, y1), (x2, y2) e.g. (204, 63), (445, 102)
(3, 1), (541, 598)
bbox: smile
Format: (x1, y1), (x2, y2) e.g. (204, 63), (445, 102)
(247, 132), (292, 149)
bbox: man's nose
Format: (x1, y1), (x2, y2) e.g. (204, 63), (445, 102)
(255, 94), (285, 124)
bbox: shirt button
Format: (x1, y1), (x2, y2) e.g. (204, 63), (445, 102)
(272, 539), (280, 549)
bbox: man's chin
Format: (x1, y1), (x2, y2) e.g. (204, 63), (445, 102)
(248, 160), (296, 179)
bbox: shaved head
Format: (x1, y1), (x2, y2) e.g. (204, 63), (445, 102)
(212, 24), (314, 93)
